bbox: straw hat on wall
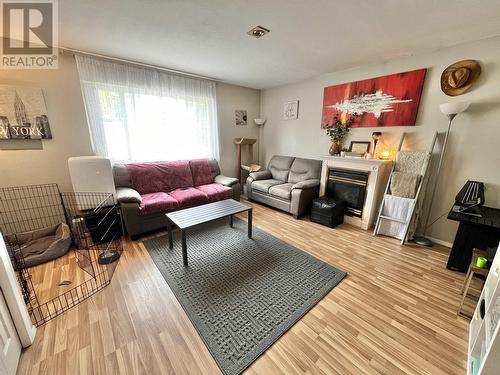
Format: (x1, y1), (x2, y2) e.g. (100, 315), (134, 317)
(441, 60), (481, 96)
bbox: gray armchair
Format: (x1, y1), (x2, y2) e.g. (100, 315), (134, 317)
(247, 155), (321, 218)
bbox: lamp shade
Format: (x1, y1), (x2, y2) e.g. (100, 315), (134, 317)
(440, 102), (470, 115)
(254, 118), (266, 126)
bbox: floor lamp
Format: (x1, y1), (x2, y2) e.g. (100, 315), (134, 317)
(414, 101), (470, 247)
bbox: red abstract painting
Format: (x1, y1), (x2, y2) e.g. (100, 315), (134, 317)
(321, 69), (427, 128)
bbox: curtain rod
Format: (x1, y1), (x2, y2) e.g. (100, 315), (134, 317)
(59, 47), (218, 82)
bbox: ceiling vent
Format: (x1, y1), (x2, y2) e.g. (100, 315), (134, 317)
(247, 26), (270, 38)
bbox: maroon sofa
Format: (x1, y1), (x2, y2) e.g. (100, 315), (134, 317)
(113, 158), (240, 239)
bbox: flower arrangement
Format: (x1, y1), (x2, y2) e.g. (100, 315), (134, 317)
(324, 113), (357, 155)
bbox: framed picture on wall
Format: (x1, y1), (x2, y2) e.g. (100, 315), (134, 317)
(349, 141), (371, 154)
(283, 100), (299, 120)
(0, 85), (52, 140)
(235, 110), (247, 126)
(321, 68), (427, 128)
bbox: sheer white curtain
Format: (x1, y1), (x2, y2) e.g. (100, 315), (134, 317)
(75, 55), (219, 162)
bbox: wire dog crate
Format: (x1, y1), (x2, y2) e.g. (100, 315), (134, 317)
(0, 184), (123, 326)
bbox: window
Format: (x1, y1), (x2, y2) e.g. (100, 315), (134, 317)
(76, 55), (219, 162)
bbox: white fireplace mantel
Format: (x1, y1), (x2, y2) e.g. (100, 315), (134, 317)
(320, 156), (393, 230)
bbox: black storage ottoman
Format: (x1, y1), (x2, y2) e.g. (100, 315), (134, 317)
(311, 196), (346, 228)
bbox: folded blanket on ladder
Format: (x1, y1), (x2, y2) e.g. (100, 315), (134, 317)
(390, 171), (421, 198)
(378, 195), (416, 240)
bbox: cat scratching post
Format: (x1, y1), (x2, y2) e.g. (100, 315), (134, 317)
(234, 138), (261, 182)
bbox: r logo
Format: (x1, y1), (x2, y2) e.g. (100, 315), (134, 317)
(0, 1), (58, 68)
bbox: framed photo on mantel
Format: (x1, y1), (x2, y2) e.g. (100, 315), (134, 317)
(349, 141), (371, 154)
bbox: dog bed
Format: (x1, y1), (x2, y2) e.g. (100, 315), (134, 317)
(5, 223), (72, 268)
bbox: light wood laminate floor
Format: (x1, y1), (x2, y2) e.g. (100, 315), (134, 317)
(17, 200), (471, 375)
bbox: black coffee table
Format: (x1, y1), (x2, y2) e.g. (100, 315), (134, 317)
(165, 199), (252, 266)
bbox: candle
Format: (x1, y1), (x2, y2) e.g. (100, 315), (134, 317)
(379, 150), (391, 160)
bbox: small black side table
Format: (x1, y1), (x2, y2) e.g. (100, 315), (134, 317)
(447, 206), (500, 272)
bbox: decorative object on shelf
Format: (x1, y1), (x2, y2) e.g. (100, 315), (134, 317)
(349, 141), (371, 155)
(0, 85), (52, 140)
(283, 100), (299, 120)
(379, 150), (391, 160)
(324, 113), (357, 155)
(235, 110), (247, 126)
(476, 256), (488, 268)
(414, 101), (471, 247)
(254, 118), (266, 126)
(372, 131), (382, 154)
(441, 60), (481, 96)
(321, 69), (426, 128)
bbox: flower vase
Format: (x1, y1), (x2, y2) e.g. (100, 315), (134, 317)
(329, 142), (341, 156)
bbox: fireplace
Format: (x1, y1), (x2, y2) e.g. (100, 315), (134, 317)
(320, 156), (392, 229)
(326, 168), (369, 217)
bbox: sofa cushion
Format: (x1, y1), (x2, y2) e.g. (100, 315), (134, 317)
(126, 160), (194, 194)
(214, 175), (239, 187)
(113, 162), (133, 188)
(269, 183), (294, 200)
(208, 158), (221, 179)
(189, 159), (214, 186)
(169, 187), (209, 208)
(140, 192), (179, 216)
(288, 157), (322, 184)
(252, 179), (284, 194)
(116, 187), (142, 204)
(268, 155), (295, 181)
(292, 179), (320, 190)
(196, 183), (231, 202)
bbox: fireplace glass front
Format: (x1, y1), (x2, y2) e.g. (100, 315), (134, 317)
(326, 168), (369, 217)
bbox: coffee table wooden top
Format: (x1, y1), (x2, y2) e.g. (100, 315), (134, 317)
(166, 199), (251, 229)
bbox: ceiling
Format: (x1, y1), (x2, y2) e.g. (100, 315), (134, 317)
(60, 0), (500, 89)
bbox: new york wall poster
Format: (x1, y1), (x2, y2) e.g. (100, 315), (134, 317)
(0, 85), (52, 140)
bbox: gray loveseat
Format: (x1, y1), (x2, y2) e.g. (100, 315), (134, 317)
(246, 155), (321, 218)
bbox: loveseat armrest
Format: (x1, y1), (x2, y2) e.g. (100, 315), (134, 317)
(116, 187), (142, 204)
(248, 170), (272, 181)
(292, 179), (320, 190)
(214, 174), (239, 187)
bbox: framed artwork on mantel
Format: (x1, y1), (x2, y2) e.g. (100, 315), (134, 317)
(321, 68), (426, 128)
(0, 85), (52, 140)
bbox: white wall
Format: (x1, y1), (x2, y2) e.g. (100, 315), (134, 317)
(260, 36), (500, 244)
(0, 55), (260, 191)
(216, 82), (261, 177)
(0, 55), (93, 191)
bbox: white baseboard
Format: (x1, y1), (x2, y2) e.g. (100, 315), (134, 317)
(425, 236), (453, 248)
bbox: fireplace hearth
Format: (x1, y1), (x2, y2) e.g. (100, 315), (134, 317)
(326, 168), (369, 217)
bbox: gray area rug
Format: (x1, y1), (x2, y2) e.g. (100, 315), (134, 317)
(143, 218), (346, 375)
